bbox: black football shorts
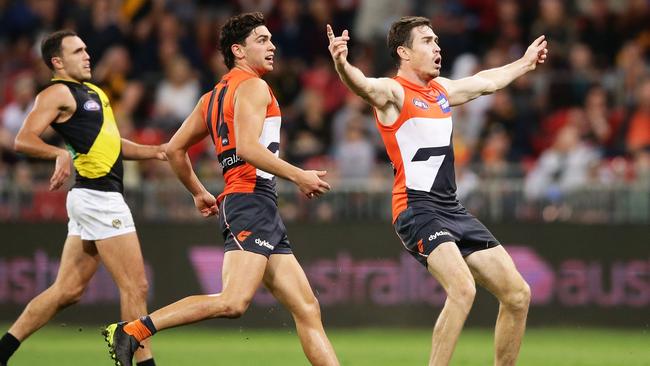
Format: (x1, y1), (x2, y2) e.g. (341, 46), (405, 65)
(394, 201), (500, 267)
(219, 193), (292, 257)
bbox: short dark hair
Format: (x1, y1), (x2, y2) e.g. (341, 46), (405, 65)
(387, 16), (432, 67)
(218, 12), (266, 69)
(41, 30), (78, 70)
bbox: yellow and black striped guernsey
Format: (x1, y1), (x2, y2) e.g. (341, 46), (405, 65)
(50, 79), (123, 193)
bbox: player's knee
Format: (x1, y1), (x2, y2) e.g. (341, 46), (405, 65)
(503, 281), (531, 311)
(135, 279), (150, 300)
(447, 282), (476, 312)
(222, 299), (251, 319)
(121, 279), (149, 301)
(294, 296), (322, 320)
(56, 284), (85, 307)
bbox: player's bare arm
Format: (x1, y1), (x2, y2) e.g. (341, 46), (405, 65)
(327, 25), (403, 123)
(437, 35), (548, 106)
(234, 78), (330, 198)
(121, 139), (167, 161)
(14, 84), (76, 191)
(166, 97), (218, 217)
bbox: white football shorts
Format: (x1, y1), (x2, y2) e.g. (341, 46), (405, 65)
(66, 188), (136, 240)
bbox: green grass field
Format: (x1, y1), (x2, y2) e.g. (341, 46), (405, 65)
(7, 325), (649, 366)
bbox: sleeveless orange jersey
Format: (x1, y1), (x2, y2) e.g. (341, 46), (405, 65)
(201, 68), (281, 203)
(375, 76), (459, 223)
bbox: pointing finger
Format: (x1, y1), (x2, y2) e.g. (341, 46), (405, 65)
(326, 24), (335, 43)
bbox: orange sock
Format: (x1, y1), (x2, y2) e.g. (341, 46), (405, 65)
(123, 319), (152, 342)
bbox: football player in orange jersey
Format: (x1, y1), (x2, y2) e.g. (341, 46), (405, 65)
(328, 17), (547, 366)
(103, 13), (338, 366)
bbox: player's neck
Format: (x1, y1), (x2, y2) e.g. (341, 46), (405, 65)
(396, 67), (431, 87)
(52, 71), (81, 84)
(233, 63), (262, 77)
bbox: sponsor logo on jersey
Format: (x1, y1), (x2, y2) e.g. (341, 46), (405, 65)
(220, 153), (243, 169)
(255, 238), (274, 250)
(428, 230), (452, 241)
(83, 99), (101, 111)
(436, 94), (451, 113)
(412, 97), (429, 110)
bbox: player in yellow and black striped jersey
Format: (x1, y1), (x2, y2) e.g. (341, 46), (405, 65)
(0, 30), (161, 366)
(49, 78), (125, 193)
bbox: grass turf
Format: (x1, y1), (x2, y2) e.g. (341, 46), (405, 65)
(7, 325), (649, 365)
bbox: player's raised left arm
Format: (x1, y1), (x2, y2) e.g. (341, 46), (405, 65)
(437, 35), (548, 106)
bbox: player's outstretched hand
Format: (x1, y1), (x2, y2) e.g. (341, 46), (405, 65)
(49, 150), (71, 191)
(155, 143), (168, 161)
(327, 24), (350, 67)
(295, 170), (331, 199)
(523, 35), (548, 71)
(193, 190), (219, 217)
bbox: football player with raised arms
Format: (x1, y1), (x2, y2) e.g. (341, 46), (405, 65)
(327, 16), (548, 366)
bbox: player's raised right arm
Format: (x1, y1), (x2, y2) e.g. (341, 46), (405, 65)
(327, 25), (399, 110)
(14, 84), (74, 190)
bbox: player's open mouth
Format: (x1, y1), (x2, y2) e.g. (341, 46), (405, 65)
(265, 55), (274, 62)
(434, 57), (441, 67)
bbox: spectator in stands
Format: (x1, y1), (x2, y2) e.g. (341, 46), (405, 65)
(624, 79), (650, 154)
(334, 115), (375, 181)
(531, 0), (576, 69)
(525, 122), (601, 201)
(76, 0), (125, 62)
(604, 41), (649, 107)
(2, 73), (36, 143)
(152, 55), (200, 133)
(577, 0), (621, 68)
(287, 90), (330, 164)
(582, 85), (624, 150)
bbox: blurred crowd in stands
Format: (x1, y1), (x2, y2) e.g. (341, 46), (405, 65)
(0, 0), (649, 220)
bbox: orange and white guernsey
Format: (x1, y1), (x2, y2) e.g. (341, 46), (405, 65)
(201, 68), (281, 203)
(375, 76), (459, 223)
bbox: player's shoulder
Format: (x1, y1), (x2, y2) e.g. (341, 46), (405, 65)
(430, 77), (451, 95)
(83, 82), (112, 100)
(40, 82), (71, 96)
(376, 77), (402, 91)
(236, 77), (271, 102)
(370, 77), (404, 107)
(36, 83), (74, 106)
(239, 76), (268, 89)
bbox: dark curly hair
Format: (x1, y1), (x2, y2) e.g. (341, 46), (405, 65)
(219, 12), (266, 69)
(41, 29), (78, 70)
(387, 16), (432, 67)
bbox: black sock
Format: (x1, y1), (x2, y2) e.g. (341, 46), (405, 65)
(0, 332), (21, 364)
(136, 358), (156, 366)
(139, 316), (157, 336)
